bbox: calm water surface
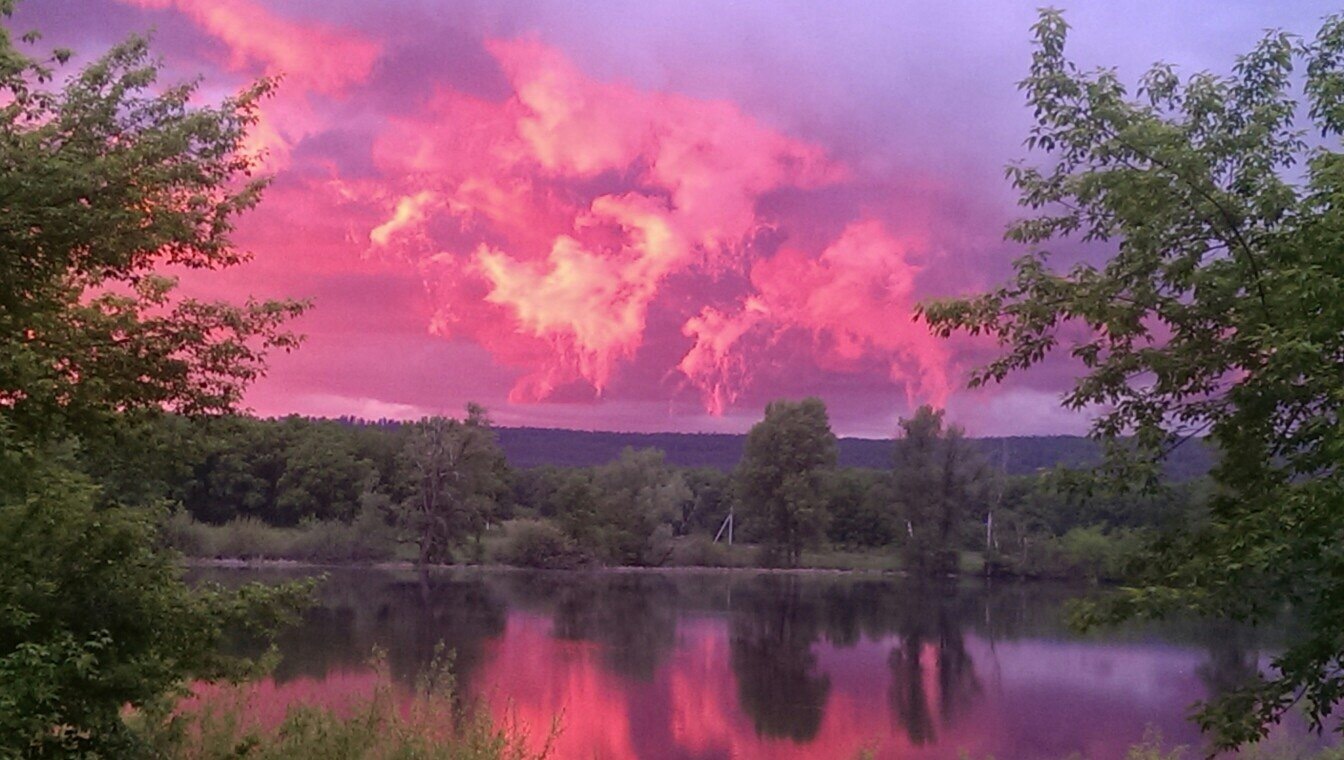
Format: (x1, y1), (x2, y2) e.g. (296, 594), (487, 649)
(193, 567), (1287, 759)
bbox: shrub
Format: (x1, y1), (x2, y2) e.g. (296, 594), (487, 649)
(0, 469), (311, 756)
(214, 517), (292, 560)
(289, 520), (395, 563)
(986, 527), (1143, 581)
(288, 507), (396, 564)
(161, 509), (213, 557)
(670, 535), (731, 567)
(499, 520), (590, 570)
(753, 543), (789, 569)
(164, 509), (399, 564)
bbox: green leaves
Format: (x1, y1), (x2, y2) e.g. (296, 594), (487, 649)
(395, 407), (510, 566)
(0, 21), (304, 454)
(923, 9), (1344, 750)
(0, 466), (313, 755)
(0, 12), (311, 754)
(737, 398), (838, 566)
(893, 405), (988, 576)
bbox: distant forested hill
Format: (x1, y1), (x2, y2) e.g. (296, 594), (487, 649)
(493, 427), (1213, 479)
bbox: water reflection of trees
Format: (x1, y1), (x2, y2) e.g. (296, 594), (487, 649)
(501, 572), (680, 681)
(729, 576), (832, 741)
(723, 577), (988, 745)
(885, 583), (981, 746)
(265, 569), (506, 695)
(1196, 622), (1262, 700)
(198, 567), (1286, 751)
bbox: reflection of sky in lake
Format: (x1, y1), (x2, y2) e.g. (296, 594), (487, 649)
(191, 568), (1303, 759)
(473, 616), (1207, 759)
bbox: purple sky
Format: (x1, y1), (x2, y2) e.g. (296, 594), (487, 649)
(15, 0), (1336, 436)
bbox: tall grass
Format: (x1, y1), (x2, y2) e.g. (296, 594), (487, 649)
(162, 512), (398, 564)
(131, 648), (558, 759)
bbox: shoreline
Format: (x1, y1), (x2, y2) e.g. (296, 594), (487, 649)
(183, 557), (1110, 584)
(183, 556), (914, 576)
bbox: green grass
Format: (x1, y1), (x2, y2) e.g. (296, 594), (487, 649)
(163, 512), (398, 564)
(958, 550), (986, 575)
(798, 547), (900, 572)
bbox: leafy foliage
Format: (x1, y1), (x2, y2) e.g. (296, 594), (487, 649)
(736, 398), (839, 566)
(550, 448), (687, 566)
(921, 9), (1344, 748)
(498, 519), (591, 570)
(892, 406), (989, 575)
(0, 23), (304, 465)
(395, 406), (509, 566)
(0, 6), (311, 753)
(824, 468), (898, 549)
(0, 466), (311, 756)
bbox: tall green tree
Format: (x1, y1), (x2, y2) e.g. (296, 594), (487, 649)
(893, 406), (987, 576)
(273, 419), (376, 525)
(922, 9), (1344, 748)
(396, 404), (508, 567)
(737, 398), (838, 566)
(0, 5), (309, 753)
(589, 448), (687, 566)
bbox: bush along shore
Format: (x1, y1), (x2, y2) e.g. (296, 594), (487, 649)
(164, 511), (1142, 581)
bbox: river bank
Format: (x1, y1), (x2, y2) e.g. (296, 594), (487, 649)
(166, 512), (1141, 580)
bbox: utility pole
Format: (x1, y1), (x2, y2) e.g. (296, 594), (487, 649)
(714, 507), (735, 546)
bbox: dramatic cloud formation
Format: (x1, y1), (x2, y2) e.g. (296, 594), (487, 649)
(681, 221), (951, 414)
(17, 0), (1335, 435)
(356, 33), (940, 416)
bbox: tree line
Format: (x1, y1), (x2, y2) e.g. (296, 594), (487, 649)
(488, 425), (1214, 477)
(80, 400), (1206, 577)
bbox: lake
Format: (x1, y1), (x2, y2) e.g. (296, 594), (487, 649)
(191, 566), (1293, 759)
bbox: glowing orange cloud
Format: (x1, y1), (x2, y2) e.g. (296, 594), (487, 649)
(370, 191), (441, 249)
(488, 38), (843, 252)
(677, 300), (769, 415)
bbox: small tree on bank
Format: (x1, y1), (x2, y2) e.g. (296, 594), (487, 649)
(572, 448), (688, 566)
(737, 398), (838, 566)
(893, 406), (987, 576)
(396, 404), (508, 567)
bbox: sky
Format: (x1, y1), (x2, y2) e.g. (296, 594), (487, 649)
(14, 0), (1337, 436)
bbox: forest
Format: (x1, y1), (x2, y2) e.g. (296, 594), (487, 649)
(83, 403), (1207, 581)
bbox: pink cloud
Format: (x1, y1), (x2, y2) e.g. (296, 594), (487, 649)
(121, 0), (382, 170)
(123, 0), (379, 94)
(356, 35), (954, 416)
(678, 220), (952, 414)
(369, 190), (441, 248)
